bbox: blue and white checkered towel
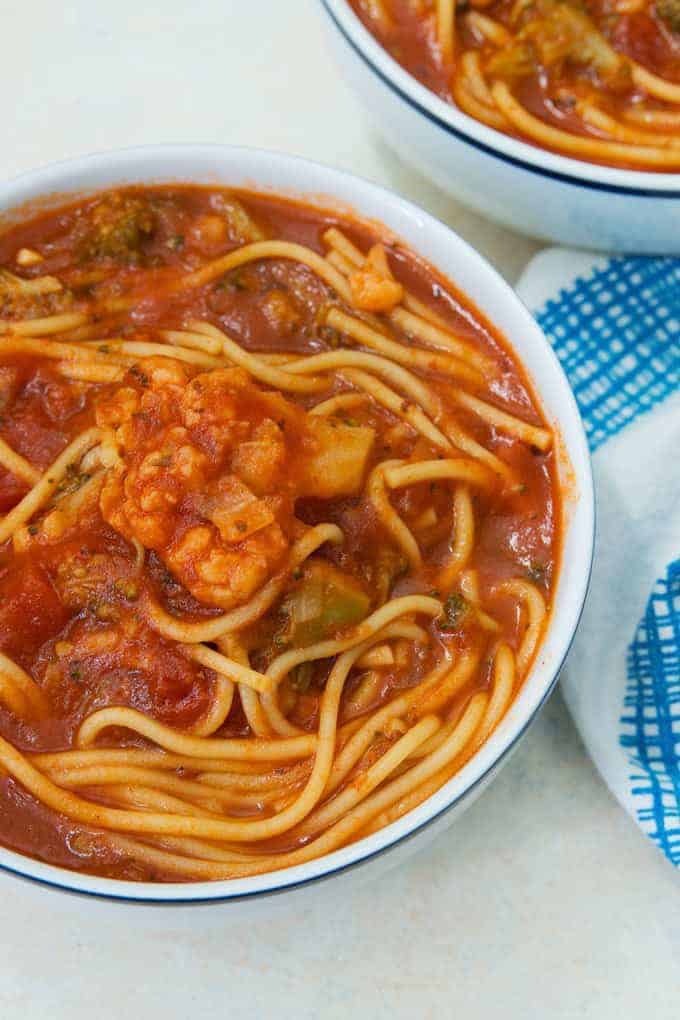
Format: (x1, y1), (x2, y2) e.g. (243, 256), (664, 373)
(518, 251), (680, 868)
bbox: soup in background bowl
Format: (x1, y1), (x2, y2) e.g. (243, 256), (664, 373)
(348, 0), (680, 172)
(0, 146), (593, 904)
(322, 0), (680, 251)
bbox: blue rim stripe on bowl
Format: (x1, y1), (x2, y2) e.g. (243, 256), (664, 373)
(322, 0), (680, 199)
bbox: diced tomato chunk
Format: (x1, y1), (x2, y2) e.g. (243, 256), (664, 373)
(0, 559), (69, 664)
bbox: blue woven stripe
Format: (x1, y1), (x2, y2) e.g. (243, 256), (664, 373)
(619, 561), (680, 864)
(536, 256), (680, 451)
(535, 255), (680, 864)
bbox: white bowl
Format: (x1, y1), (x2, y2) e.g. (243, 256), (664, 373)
(321, 0), (680, 253)
(0, 145), (594, 905)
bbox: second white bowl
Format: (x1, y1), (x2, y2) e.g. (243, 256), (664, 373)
(321, 0), (680, 253)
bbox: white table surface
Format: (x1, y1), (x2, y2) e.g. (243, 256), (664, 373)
(3, 1), (678, 1016)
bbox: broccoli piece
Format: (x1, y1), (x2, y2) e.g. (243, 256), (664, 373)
(80, 194), (155, 262)
(439, 593), (470, 631)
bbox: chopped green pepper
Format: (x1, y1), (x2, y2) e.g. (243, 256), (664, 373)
(278, 559), (370, 648)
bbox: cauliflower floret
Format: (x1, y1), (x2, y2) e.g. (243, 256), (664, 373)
(0, 268), (71, 321)
(168, 519), (287, 609)
(179, 368), (245, 429)
(187, 214), (229, 252)
(208, 194), (266, 243)
(95, 387), (141, 429)
(101, 427), (209, 548)
(99, 360), (375, 610)
(100, 364), (295, 608)
(348, 245), (403, 313)
(261, 289), (301, 334)
(230, 419), (287, 495)
(140, 358), (189, 391)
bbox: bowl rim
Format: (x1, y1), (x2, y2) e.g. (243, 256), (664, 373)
(0, 143), (595, 904)
(322, 0), (680, 197)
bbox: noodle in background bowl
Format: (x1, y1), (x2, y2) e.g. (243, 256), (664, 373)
(321, 0), (680, 254)
(0, 145), (594, 906)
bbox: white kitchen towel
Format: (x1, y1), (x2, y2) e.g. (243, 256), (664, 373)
(517, 250), (680, 867)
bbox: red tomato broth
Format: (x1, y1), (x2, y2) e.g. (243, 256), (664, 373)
(0, 185), (560, 881)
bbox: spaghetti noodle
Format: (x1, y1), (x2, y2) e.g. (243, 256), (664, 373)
(0, 184), (558, 882)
